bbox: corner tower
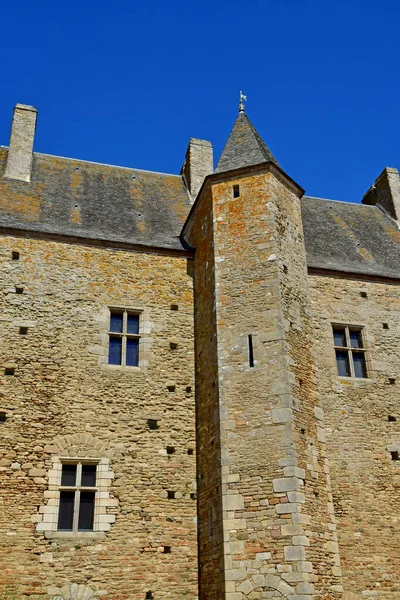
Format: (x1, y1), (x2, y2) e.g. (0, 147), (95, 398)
(182, 106), (343, 599)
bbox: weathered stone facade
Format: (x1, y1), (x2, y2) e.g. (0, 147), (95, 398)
(0, 237), (197, 599)
(0, 102), (399, 599)
(184, 165), (342, 600)
(309, 274), (400, 597)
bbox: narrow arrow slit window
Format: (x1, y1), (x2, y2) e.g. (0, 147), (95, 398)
(248, 335), (254, 368)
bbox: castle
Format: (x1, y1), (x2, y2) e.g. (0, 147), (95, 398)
(0, 101), (399, 600)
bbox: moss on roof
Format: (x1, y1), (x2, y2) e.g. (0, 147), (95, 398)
(0, 149), (190, 251)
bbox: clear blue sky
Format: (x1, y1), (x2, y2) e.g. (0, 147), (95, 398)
(1, 0), (400, 202)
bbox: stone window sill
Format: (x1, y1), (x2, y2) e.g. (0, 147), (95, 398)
(44, 531), (106, 541)
(337, 376), (374, 384)
(102, 364), (142, 372)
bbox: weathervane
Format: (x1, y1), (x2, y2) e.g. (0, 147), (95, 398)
(238, 91), (247, 113)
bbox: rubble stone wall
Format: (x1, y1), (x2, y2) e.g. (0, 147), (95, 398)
(309, 273), (400, 598)
(0, 235), (197, 600)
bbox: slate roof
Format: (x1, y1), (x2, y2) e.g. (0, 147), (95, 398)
(0, 146), (399, 279)
(215, 112), (279, 173)
(301, 196), (400, 279)
(0, 148), (191, 251)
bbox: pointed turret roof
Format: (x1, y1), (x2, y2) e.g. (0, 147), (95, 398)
(215, 111), (279, 173)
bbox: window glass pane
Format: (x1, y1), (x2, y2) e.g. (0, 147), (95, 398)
(108, 336), (122, 365)
(353, 352), (367, 378)
(336, 350), (350, 376)
(57, 491), (75, 530)
(78, 491), (95, 531)
(127, 314), (139, 334)
(333, 328), (347, 347)
(350, 330), (363, 349)
(61, 464), (77, 486)
(126, 338), (139, 366)
(109, 312), (123, 333)
(81, 464), (97, 487)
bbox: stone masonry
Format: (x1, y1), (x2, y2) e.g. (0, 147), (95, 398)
(0, 236), (197, 599)
(0, 101), (399, 600)
(309, 274), (400, 597)
(184, 164), (342, 600)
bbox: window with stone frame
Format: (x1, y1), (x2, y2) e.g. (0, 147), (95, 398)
(57, 461), (98, 532)
(108, 309), (141, 367)
(36, 451), (116, 537)
(332, 325), (367, 378)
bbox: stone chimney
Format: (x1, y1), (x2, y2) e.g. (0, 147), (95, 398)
(362, 167), (400, 222)
(4, 104), (37, 182)
(181, 138), (213, 202)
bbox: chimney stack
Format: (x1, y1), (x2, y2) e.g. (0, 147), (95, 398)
(181, 138), (213, 202)
(362, 167), (400, 223)
(4, 104), (37, 183)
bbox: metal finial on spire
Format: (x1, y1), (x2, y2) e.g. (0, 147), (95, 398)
(238, 91), (247, 113)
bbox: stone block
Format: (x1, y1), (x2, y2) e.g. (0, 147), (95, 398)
(255, 552), (271, 561)
(295, 582), (315, 594)
(237, 579), (254, 595)
(271, 408), (293, 423)
(222, 473), (241, 483)
(225, 494), (245, 510)
(283, 466), (305, 479)
(275, 503), (299, 514)
(281, 524), (303, 536)
(292, 514), (311, 524)
(292, 536), (310, 546)
(277, 581), (294, 596)
(40, 552), (53, 563)
(287, 491), (305, 503)
(264, 575), (280, 589)
(273, 477), (301, 493)
(226, 569), (246, 581)
(252, 574), (265, 587)
(284, 545), (306, 561)
(314, 406), (324, 421)
(29, 468), (46, 477)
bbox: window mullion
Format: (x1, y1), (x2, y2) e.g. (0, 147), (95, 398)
(349, 349), (355, 378)
(122, 335), (127, 366)
(77, 463), (82, 486)
(72, 489), (80, 531)
(122, 312), (128, 366)
(72, 463), (82, 531)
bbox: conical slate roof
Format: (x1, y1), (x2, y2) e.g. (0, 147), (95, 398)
(215, 112), (279, 173)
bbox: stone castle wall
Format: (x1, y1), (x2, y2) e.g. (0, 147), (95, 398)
(186, 167), (342, 600)
(309, 273), (400, 598)
(0, 235), (197, 599)
(185, 186), (226, 599)
(0, 192), (399, 600)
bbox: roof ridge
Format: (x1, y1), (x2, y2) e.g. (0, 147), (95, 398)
(304, 195), (373, 207)
(30, 150), (181, 178)
(244, 114), (277, 164)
